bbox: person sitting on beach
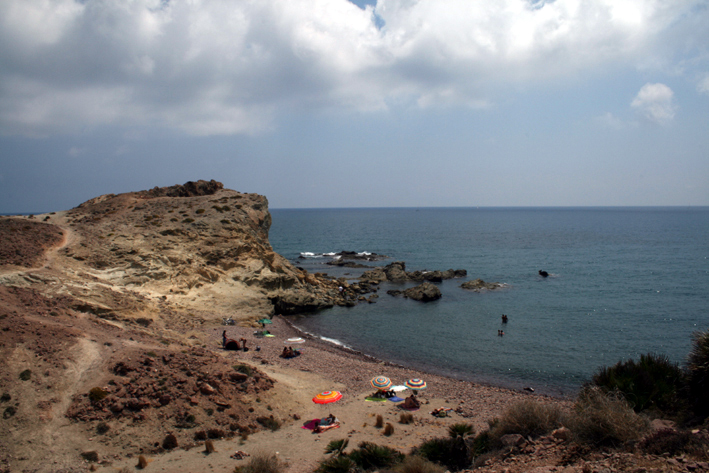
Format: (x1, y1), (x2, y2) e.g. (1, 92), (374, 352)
(223, 331), (240, 350)
(403, 394), (420, 409)
(240, 338), (248, 351)
(281, 346), (293, 358)
(384, 390), (395, 398)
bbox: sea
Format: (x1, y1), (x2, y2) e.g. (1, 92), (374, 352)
(268, 207), (709, 397)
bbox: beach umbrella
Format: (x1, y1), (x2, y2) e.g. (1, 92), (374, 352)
(258, 318), (272, 327)
(313, 391), (343, 405)
(405, 378), (427, 391)
(370, 376), (392, 391)
(285, 337), (305, 344)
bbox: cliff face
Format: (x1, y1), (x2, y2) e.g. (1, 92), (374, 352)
(0, 180), (339, 326)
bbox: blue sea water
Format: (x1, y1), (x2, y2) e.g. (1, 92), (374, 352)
(268, 207), (709, 396)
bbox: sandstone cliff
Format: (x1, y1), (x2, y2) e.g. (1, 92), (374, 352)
(0, 180), (341, 328)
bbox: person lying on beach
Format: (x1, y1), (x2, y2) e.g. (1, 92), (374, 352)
(319, 414), (337, 426)
(403, 394), (420, 409)
(431, 407), (452, 417)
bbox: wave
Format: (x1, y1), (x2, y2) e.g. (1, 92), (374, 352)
(319, 336), (351, 349)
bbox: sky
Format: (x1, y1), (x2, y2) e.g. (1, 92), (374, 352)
(1, 0), (708, 213)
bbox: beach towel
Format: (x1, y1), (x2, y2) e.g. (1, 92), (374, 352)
(365, 396), (388, 402)
(301, 419), (320, 430)
(387, 396), (404, 402)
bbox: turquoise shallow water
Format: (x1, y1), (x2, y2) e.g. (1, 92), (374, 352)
(268, 207), (709, 396)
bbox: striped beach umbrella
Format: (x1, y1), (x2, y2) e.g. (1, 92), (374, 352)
(313, 391), (343, 405)
(405, 378), (427, 391)
(370, 376), (392, 391)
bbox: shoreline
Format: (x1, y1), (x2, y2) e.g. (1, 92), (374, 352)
(279, 315), (578, 400)
(215, 315), (574, 408)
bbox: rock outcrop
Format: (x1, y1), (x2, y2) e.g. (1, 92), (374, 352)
(460, 278), (504, 292)
(361, 261), (466, 284)
(388, 282), (442, 302)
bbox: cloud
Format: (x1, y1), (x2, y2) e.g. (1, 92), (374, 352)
(698, 73), (709, 95)
(631, 82), (676, 125)
(0, 0), (704, 136)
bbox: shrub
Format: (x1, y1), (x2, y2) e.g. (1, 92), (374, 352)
(19, 369), (32, 381)
(3, 406), (17, 419)
(686, 329), (709, 422)
(207, 428), (226, 438)
(81, 451), (99, 462)
(234, 364), (253, 377)
(194, 430), (207, 440)
(182, 218), (194, 223)
(415, 423), (476, 471)
(256, 415), (281, 431)
(135, 317), (152, 327)
(566, 387), (649, 447)
(415, 438), (464, 471)
(162, 434), (178, 450)
(234, 452), (285, 473)
(399, 413), (414, 424)
(590, 353), (684, 414)
(383, 423), (395, 436)
(348, 442), (404, 470)
(196, 209), (205, 214)
(96, 422), (110, 435)
(640, 428), (707, 456)
(395, 455), (446, 473)
(315, 456), (358, 473)
(488, 400), (563, 446)
(88, 387), (108, 402)
(375, 414), (384, 428)
(324, 439), (349, 457)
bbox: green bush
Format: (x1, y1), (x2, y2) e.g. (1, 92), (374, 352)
(566, 387), (649, 447)
(325, 439), (349, 457)
(686, 329), (709, 422)
(415, 437), (467, 471)
(348, 442), (404, 470)
(19, 369), (31, 381)
(590, 353), (684, 413)
(315, 456), (358, 473)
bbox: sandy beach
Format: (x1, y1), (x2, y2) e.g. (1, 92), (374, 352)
(108, 316), (572, 473)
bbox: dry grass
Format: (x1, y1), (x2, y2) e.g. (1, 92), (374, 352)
(566, 387), (649, 447)
(488, 400), (565, 445)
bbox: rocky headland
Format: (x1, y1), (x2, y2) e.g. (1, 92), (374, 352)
(1, 181), (705, 473)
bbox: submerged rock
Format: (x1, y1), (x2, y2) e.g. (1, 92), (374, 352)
(460, 279), (504, 292)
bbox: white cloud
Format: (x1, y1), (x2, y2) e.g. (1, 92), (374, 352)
(0, 0), (704, 136)
(631, 82), (676, 125)
(698, 74), (709, 95)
